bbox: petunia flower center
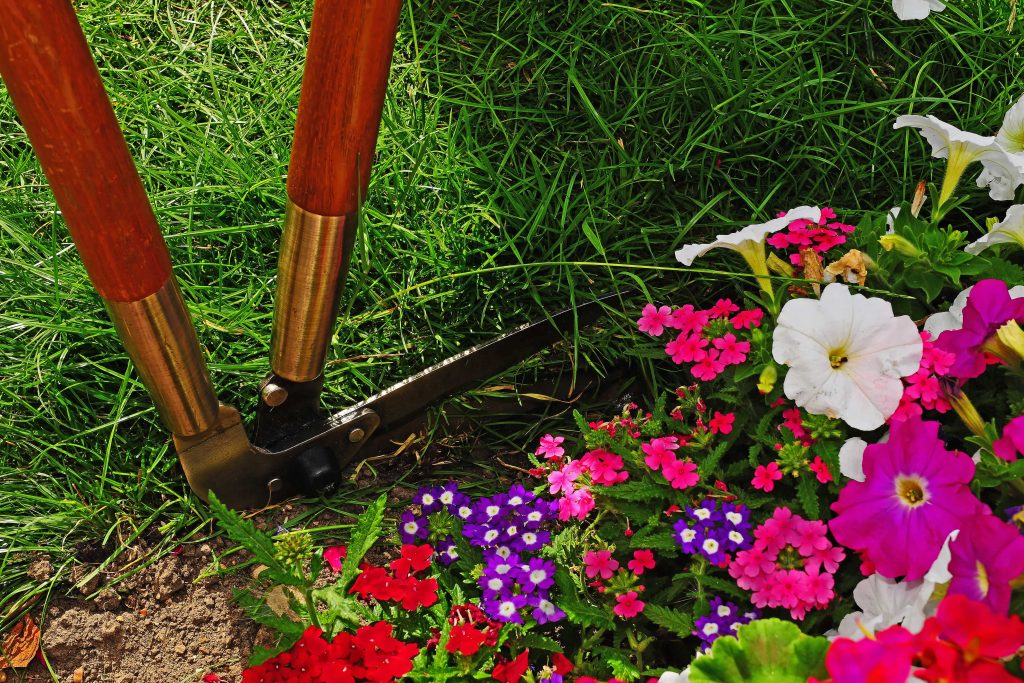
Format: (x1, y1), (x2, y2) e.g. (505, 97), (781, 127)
(828, 350), (849, 369)
(976, 560), (990, 598)
(895, 476), (929, 507)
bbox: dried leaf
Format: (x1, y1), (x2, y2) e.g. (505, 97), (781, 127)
(800, 248), (824, 296)
(825, 249), (869, 286)
(0, 614), (40, 668)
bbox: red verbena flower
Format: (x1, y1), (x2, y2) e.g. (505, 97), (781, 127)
(492, 650), (530, 683)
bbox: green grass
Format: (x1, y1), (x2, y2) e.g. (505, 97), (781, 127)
(0, 0), (1022, 627)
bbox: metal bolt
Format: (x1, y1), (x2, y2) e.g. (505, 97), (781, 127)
(261, 383), (288, 407)
(348, 427), (366, 443)
(267, 477), (284, 492)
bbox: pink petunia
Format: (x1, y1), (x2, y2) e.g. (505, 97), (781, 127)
(637, 304), (673, 337)
(612, 591), (645, 618)
(627, 550), (656, 576)
(751, 462), (783, 492)
(993, 415), (1024, 461)
(947, 514), (1024, 613)
(583, 550), (620, 580)
(535, 434), (565, 459)
(935, 279), (1024, 379)
(709, 411), (735, 435)
(829, 417), (988, 581)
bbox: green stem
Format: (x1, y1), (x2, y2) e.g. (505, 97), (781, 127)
(304, 588), (322, 631)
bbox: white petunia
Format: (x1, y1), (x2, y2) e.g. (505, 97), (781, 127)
(996, 94), (1024, 155)
(965, 204), (1024, 254)
(894, 115), (1019, 204)
(835, 574), (935, 640)
(923, 529), (959, 584)
(658, 668), (691, 683)
(924, 284), (1024, 338)
(772, 284), (923, 431)
(675, 206), (821, 295)
(892, 0), (945, 20)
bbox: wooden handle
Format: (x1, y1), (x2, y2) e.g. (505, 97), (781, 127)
(0, 0), (173, 302)
(286, 0), (403, 216)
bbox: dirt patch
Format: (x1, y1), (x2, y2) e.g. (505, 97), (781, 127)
(21, 542), (261, 683)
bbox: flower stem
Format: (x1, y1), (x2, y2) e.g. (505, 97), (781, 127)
(303, 589), (322, 631)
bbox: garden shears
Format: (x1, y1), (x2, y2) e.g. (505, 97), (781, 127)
(0, 0), (616, 508)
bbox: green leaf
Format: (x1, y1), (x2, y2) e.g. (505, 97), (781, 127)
(643, 604), (694, 638)
(207, 492), (303, 586)
(796, 474), (820, 519)
(338, 493), (388, 590)
(689, 619), (829, 683)
(601, 478), (671, 501)
(629, 525), (679, 552)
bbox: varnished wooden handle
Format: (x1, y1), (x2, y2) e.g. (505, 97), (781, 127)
(0, 0), (173, 302)
(286, 0), (403, 216)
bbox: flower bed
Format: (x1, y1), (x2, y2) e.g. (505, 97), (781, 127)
(210, 96), (1024, 683)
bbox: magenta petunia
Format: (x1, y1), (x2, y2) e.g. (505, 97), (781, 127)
(947, 514), (1024, 614)
(993, 414), (1024, 461)
(829, 417), (986, 581)
(934, 279), (1024, 379)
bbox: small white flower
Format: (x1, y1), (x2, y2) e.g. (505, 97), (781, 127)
(772, 284), (922, 431)
(894, 115), (1020, 203)
(838, 437), (868, 482)
(965, 204), (1024, 255)
(892, 0), (945, 20)
(835, 574), (936, 640)
(924, 284), (1024, 338)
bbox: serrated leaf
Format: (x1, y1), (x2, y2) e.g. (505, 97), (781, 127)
(517, 632), (564, 652)
(643, 604), (694, 638)
(689, 619), (828, 683)
(338, 493), (388, 589)
(630, 525), (679, 552)
(601, 478), (670, 501)
(208, 492), (302, 586)
(796, 475), (819, 519)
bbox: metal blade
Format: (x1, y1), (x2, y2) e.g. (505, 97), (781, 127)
(331, 290), (624, 440)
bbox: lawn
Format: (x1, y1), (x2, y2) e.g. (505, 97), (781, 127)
(0, 0), (1021, 658)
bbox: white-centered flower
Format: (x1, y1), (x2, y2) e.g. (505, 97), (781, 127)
(835, 574), (936, 640)
(923, 284), (1024, 339)
(772, 284), (923, 431)
(965, 204), (1024, 254)
(675, 206), (822, 295)
(892, 0), (945, 20)
(894, 115), (1019, 204)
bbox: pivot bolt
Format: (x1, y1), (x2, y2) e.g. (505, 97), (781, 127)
(261, 383), (289, 407)
(348, 427), (366, 443)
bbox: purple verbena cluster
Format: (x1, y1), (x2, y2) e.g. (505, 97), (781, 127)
(399, 481), (471, 565)
(693, 596), (760, 652)
(673, 499), (753, 563)
(468, 485), (564, 624)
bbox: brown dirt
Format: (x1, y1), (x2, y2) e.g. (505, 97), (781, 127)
(20, 540), (263, 683)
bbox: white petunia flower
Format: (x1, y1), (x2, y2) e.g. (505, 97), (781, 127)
(923, 529), (959, 584)
(675, 206), (822, 296)
(996, 94), (1024, 155)
(835, 574), (936, 640)
(658, 668), (691, 683)
(894, 115), (1019, 204)
(838, 437), (867, 482)
(892, 0), (945, 20)
(965, 204), (1024, 254)
(924, 284), (1024, 338)
(772, 284), (923, 431)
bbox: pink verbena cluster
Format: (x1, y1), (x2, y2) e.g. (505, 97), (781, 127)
(640, 436), (699, 490)
(728, 507), (845, 620)
(637, 298), (763, 382)
(765, 206), (855, 265)
(891, 331), (955, 422)
(544, 448), (629, 521)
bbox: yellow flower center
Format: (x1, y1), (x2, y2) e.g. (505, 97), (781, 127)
(976, 560), (990, 598)
(896, 476), (928, 507)
(828, 351), (849, 369)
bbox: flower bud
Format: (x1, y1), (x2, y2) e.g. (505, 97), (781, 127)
(757, 363), (778, 394)
(878, 234), (923, 258)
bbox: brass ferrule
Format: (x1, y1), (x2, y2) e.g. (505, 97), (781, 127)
(105, 278), (220, 436)
(270, 199), (355, 382)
